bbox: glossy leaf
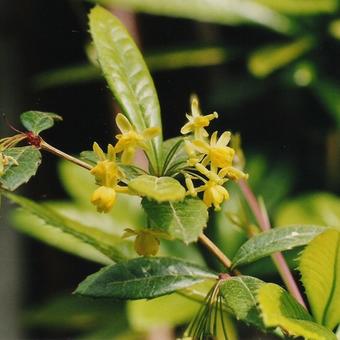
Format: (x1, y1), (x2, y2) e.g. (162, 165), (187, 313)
(254, 0), (337, 14)
(75, 257), (217, 299)
(258, 283), (336, 339)
(3, 192), (133, 262)
(92, 0), (296, 34)
(128, 175), (186, 202)
(0, 146), (41, 191)
(299, 229), (340, 330)
(89, 6), (162, 173)
(220, 276), (264, 329)
(248, 37), (314, 78)
(231, 225), (326, 268)
(142, 197), (208, 243)
(275, 192), (340, 230)
(20, 111), (62, 134)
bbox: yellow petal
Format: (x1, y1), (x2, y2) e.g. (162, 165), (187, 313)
(107, 144), (116, 161)
(181, 122), (193, 135)
(192, 139), (210, 153)
(217, 131), (231, 147)
(191, 95), (200, 117)
(210, 131), (218, 146)
(116, 113), (132, 133)
(121, 146), (136, 164)
(93, 142), (106, 161)
(143, 127), (160, 139)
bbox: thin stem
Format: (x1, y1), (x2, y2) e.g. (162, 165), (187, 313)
(40, 140), (92, 171)
(199, 233), (232, 269)
(238, 179), (307, 309)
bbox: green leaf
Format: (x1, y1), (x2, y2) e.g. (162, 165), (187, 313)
(75, 257), (217, 299)
(142, 197), (208, 244)
(231, 225), (326, 268)
(128, 175), (186, 202)
(20, 111), (62, 134)
(258, 283), (336, 339)
(10, 208), (113, 265)
(3, 192), (133, 262)
(254, 0), (337, 14)
(161, 137), (188, 176)
(0, 146), (41, 191)
(92, 0), (296, 34)
(275, 192), (340, 230)
(313, 79), (340, 128)
(299, 229), (340, 330)
(220, 276), (264, 329)
(24, 295), (126, 331)
(248, 36), (314, 78)
(89, 6), (162, 174)
(127, 293), (200, 331)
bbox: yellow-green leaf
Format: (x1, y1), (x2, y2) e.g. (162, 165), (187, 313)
(128, 175), (186, 202)
(254, 0), (337, 15)
(299, 229), (340, 330)
(258, 283), (337, 339)
(248, 36), (314, 78)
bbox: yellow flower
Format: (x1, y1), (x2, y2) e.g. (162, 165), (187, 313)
(91, 186), (116, 213)
(202, 180), (229, 210)
(123, 228), (163, 256)
(114, 113), (160, 164)
(180, 96), (218, 140)
(190, 131), (235, 169)
(90, 142), (128, 213)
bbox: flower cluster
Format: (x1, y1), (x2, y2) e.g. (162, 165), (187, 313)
(90, 114), (160, 213)
(182, 96), (248, 210)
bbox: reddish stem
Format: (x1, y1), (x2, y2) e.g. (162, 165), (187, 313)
(238, 179), (307, 309)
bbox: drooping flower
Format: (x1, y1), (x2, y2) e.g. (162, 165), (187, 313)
(114, 113), (160, 164)
(180, 96), (218, 140)
(90, 142), (128, 213)
(190, 131), (235, 170)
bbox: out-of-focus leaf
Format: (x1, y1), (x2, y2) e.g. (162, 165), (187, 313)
(299, 229), (340, 330)
(220, 276), (264, 329)
(313, 79), (340, 128)
(24, 295), (126, 331)
(258, 283), (337, 339)
(10, 209), (113, 265)
(4, 192), (133, 262)
(248, 36), (314, 78)
(142, 197), (208, 244)
(128, 175), (186, 202)
(127, 293), (200, 331)
(33, 64), (101, 90)
(247, 154), (294, 212)
(231, 225), (326, 268)
(0, 146), (41, 191)
(58, 161), (145, 229)
(254, 0), (337, 14)
(275, 192), (340, 230)
(147, 45), (230, 71)
(75, 257), (217, 299)
(329, 19), (340, 40)
(20, 111), (62, 134)
(89, 6), (162, 173)
(160, 239), (205, 266)
(92, 0), (296, 34)
(33, 46), (231, 90)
